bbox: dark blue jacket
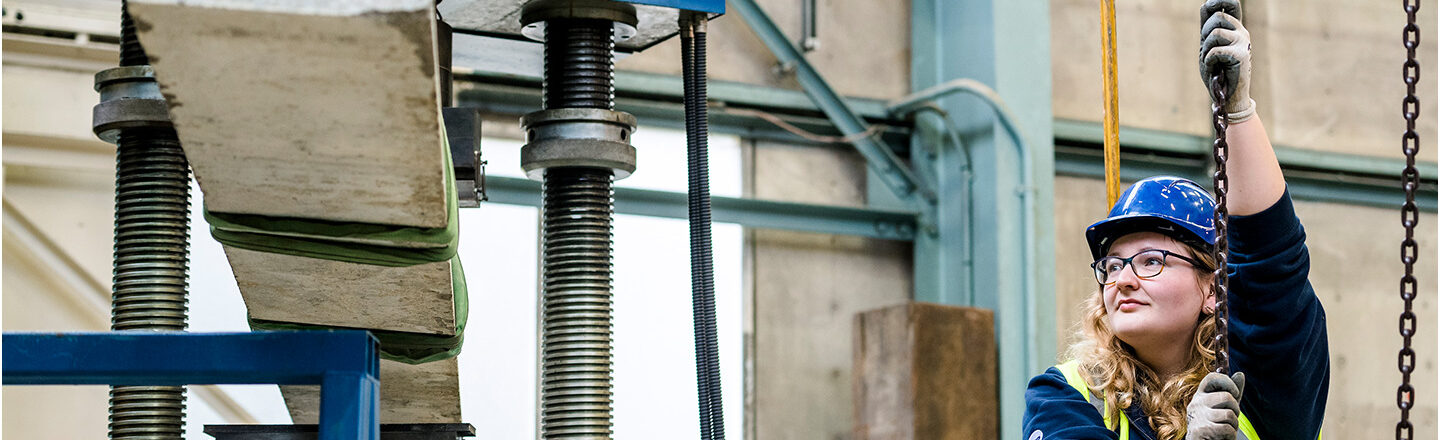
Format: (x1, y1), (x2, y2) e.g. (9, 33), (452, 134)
(1022, 191), (1329, 440)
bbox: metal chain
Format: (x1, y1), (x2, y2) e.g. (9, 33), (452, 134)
(1208, 73), (1231, 375)
(1397, 0), (1421, 438)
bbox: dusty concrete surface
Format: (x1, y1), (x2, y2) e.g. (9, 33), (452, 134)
(750, 140), (912, 439)
(1053, 175), (1438, 439)
(130, 1), (451, 227)
(281, 358), (463, 424)
(1249, 0), (1438, 162)
(1051, 0), (1437, 162)
(225, 247), (457, 335)
(618, 0), (912, 101)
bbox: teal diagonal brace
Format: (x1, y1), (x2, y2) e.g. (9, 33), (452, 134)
(729, 0), (937, 217)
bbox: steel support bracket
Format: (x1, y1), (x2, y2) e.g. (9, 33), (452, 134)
(3, 331), (381, 440)
(729, 0), (937, 224)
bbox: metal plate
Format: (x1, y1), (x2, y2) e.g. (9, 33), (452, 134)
(440, 0), (681, 52)
(204, 423), (475, 440)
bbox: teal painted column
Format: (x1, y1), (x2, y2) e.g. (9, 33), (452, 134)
(907, 1), (1057, 437)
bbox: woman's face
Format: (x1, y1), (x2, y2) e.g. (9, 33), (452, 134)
(1101, 232), (1213, 350)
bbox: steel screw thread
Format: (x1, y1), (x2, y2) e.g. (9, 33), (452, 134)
(111, 132), (191, 332)
(109, 130), (191, 440)
(120, 0), (148, 67)
(540, 169), (616, 439)
(109, 4), (190, 439)
(108, 386), (187, 439)
(543, 19), (616, 110)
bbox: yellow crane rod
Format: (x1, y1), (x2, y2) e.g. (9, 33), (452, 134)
(1101, 0), (1122, 208)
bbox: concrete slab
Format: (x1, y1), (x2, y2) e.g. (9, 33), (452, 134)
(224, 246), (456, 336)
(129, 0), (450, 228)
(280, 357), (463, 424)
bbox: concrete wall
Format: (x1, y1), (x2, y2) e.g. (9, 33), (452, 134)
(748, 140), (913, 440)
(618, 0), (912, 101)
(1052, 0), (1438, 162)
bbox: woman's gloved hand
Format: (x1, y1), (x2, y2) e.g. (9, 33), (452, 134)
(1199, 0), (1254, 123)
(1185, 371), (1246, 440)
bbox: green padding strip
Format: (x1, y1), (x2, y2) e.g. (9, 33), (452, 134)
(249, 255), (469, 365)
(206, 134), (459, 267)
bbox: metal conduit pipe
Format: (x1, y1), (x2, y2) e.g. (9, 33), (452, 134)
(887, 78), (1039, 349)
(519, 1), (639, 437)
(905, 106), (976, 303)
(93, 1), (192, 439)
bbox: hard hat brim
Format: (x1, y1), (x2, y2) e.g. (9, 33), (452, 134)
(1086, 214), (1215, 260)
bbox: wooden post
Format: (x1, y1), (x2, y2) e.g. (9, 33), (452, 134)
(854, 303), (998, 440)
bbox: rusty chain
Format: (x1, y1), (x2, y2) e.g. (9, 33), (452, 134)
(1207, 73), (1231, 375)
(1397, 0), (1421, 439)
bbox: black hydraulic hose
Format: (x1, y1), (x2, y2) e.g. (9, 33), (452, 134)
(681, 16), (725, 440)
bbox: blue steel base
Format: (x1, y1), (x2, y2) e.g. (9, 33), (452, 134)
(204, 423), (474, 440)
(3, 331), (380, 440)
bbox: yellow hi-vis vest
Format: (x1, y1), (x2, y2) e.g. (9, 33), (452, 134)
(1056, 361), (1263, 440)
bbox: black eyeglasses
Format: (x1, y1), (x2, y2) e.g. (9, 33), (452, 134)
(1090, 249), (1205, 285)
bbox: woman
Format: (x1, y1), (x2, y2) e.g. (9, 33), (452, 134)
(1021, 1), (1328, 439)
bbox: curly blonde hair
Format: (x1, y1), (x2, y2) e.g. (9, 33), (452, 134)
(1064, 243), (1219, 440)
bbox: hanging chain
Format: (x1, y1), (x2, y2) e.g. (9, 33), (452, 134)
(1396, 0), (1421, 438)
(1208, 73), (1231, 375)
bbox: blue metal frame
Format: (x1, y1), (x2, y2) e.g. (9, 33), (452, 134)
(3, 331), (380, 440)
(909, 2), (1056, 438)
(485, 176), (919, 240)
(618, 0), (724, 14)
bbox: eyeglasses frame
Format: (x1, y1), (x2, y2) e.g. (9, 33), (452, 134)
(1090, 249), (1206, 286)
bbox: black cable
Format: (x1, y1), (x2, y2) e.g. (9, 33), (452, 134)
(682, 15), (725, 440)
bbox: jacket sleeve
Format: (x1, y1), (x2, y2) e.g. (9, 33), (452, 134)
(1224, 189), (1329, 440)
(1023, 367), (1120, 440)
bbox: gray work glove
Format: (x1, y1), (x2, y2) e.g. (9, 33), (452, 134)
(1198, 0), (1255, 122)
(1185, 371), (1246, 440)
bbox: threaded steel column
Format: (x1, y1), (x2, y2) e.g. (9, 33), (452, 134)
(540, 170), (615, 438)
(539, 18), (617, 440)
(111, 133), (190, 332)
(543, 20), (616, 110)
(106, 2), (190, 439)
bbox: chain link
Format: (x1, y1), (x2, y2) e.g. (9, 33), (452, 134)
(1208, 73), (1230, 375)
(1397, 0), (1421, 438)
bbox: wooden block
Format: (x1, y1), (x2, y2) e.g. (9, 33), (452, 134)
(129, 0), (449, 228)
(280, 357), (462, 424)
(224, 246), (456, 336)
(854, 303), (997, 440)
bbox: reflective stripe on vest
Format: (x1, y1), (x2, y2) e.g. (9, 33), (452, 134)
(1056, 361), (1261, 440)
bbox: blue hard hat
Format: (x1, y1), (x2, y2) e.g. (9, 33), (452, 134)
(1085, 176), (1217, 260)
